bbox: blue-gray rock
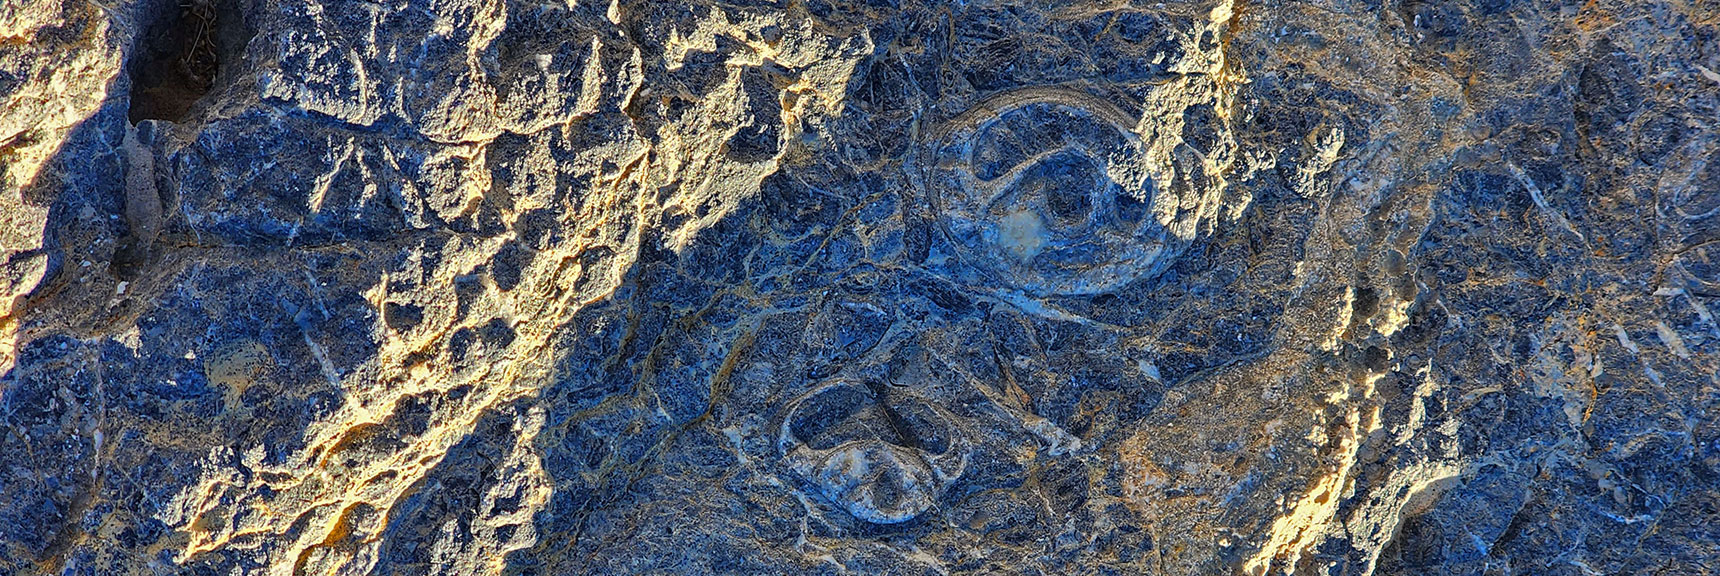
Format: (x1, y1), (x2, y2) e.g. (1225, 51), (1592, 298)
(2, 0), (1717, 574)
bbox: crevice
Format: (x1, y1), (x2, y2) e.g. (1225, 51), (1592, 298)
(127, 0), (243, 123)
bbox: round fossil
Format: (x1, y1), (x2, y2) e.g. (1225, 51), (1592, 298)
(925, 88), (1177, 296)
(778, 379), (967, 524)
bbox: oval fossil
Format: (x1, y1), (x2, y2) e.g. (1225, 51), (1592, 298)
(923, 87), (1177, 296)
(779, 380), (967, 524)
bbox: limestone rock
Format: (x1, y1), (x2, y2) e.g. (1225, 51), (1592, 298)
(2, 0), (1718, 574)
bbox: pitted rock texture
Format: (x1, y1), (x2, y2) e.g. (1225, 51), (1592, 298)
(2, 0), (1719, 575)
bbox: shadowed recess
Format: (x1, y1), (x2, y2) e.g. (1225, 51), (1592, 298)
(127, 0), (238, 122)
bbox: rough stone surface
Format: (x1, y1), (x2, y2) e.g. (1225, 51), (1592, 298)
(2, 0), (1718, 574)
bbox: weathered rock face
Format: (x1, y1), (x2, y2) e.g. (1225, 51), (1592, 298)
(3, 0), (1718, 573)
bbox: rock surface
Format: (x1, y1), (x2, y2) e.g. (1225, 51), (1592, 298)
(2, 0), (1718, 574)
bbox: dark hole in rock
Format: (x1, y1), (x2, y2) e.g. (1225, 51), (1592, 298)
(1350, 284), (1379, 321)
(1363, 345), (1390, 372)
(725, 121), (780, 163)
(1197, 29), (1219, 52)
(480, 317), (516, 349)
(384, 302), (425, 333)
(128, 0), (240, 122)
(489, 243), (528, 291)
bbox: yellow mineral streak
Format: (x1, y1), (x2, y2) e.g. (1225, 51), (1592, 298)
(1133, 0), (1249, 241)
(660, 67), (783, 253)
(176, 210), (619, 573)
(167, 13), (869, 570)
(170, 147), (648, 571)
(1320, 287), (1356, 352)
(1, 3), (120, 376)
(1244, 372), (1382, 576)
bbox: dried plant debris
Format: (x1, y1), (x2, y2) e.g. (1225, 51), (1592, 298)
(2, 0), (1718, 574)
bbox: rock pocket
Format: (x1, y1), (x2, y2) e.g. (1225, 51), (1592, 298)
(127, 0), (247, 123)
